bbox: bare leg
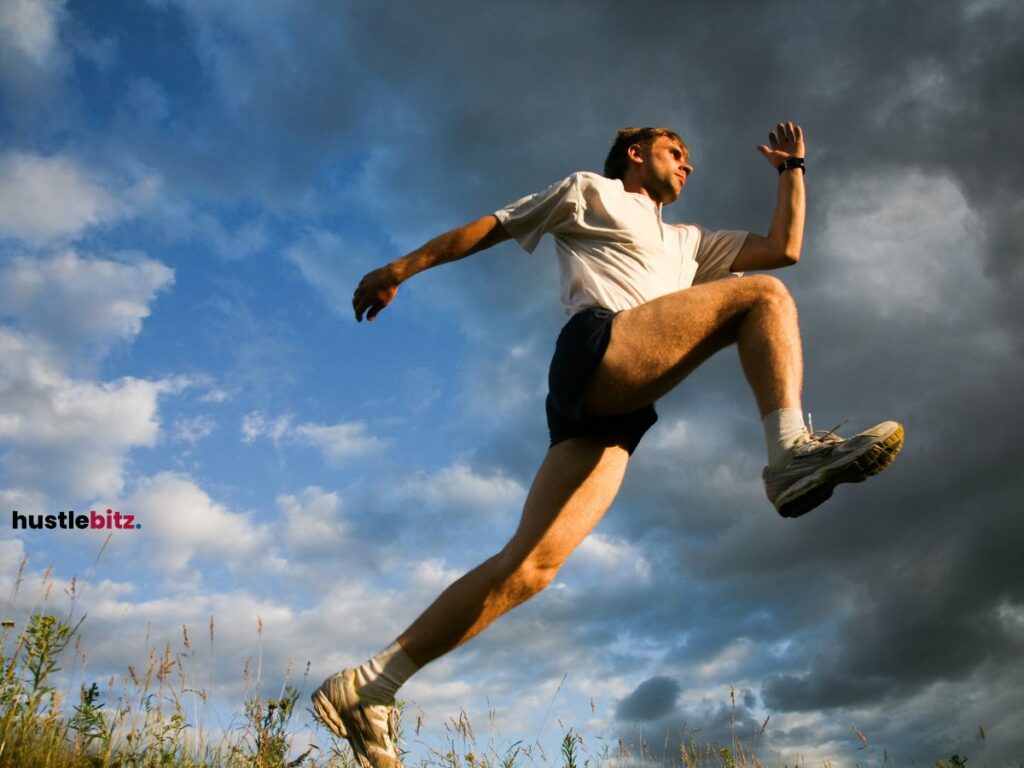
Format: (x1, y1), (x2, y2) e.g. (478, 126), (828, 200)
(393, 279), (799, 666)
(588, 274), (802, 418)
(397, 438), (630, 667)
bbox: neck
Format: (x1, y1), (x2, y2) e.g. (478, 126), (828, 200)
(620, 172), (670, 205)
(621, 178), (660, 203)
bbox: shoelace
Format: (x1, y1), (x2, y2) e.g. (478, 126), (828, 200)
(805, 414), (849, 445)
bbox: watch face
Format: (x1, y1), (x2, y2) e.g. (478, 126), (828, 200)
(780, 157), (805, 173)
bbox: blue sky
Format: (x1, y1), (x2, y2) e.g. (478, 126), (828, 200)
(1, 1), (1023, 765)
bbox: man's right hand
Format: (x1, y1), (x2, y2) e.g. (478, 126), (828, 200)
(353, 263), (402, 322)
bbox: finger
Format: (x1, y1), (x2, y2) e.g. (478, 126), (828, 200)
(794, 124), (804, 141)
(356, 292), (375, 322)
(756, 144), (772, 156)
(769, 131), (780, 149)
(353, 286), (365, 319)
(785, 121), (795, 141)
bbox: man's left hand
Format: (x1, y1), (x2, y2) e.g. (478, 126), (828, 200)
(757, 122), (804, 168)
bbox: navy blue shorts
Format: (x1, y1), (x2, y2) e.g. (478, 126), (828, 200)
(546, 307), (658, 455)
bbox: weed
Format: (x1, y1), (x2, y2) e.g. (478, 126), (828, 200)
(0, 560), (1006, 767)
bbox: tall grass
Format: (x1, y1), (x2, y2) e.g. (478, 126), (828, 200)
(0, 552), (354, 767)
(0, 556), (990, 768)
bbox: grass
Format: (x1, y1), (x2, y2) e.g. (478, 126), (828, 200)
(0, 553), (996, 768)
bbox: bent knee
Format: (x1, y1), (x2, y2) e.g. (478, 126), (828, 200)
(743, 274), (794, 307)
(519, 561), (559, 595)
(743, 273), (788, 295)
(500, 555), (559, 599)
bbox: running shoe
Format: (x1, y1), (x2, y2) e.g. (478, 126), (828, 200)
(763, 421), (904, 518)
(311, 669), (402, 768)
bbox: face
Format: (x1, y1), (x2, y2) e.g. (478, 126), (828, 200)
(636, 136), (693, 204)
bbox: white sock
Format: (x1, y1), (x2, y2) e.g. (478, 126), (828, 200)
(352, 641), (419, 705)
(763, 408), (807, 467)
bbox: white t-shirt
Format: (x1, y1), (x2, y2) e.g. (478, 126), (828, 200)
(494, 171), (748, 315)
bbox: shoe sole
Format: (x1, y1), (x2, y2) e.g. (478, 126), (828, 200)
(777, 423), (904, 518)
(311, 674), (400, 768)
(311, 685), (349, 739)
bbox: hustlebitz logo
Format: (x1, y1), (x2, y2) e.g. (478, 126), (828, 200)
(11, 509), (141, 531)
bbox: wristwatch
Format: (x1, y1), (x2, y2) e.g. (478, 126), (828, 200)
(778, 157), (806, 175)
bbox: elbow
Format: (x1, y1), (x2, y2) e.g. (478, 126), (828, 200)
(765, 234), (801, 267)
(777, 238), (801, 265)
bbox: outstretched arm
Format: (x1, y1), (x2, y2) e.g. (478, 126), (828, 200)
(353, 214), (511, 321)
(731, 121), (806, 272)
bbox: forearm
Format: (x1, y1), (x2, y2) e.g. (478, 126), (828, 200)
(354, 214), (509, 321)
(733, 121), (808, 270)
(766, 168), (805, 263)
(391, 215), (507, 282)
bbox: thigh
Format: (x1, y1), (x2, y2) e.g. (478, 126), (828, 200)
(588, 275), (774, 415)
(502, 438), (630, 572)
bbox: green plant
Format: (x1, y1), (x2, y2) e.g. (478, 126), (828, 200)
(71, 681), (115, 757)
(239, 686), (313, 768)
(560, 729), (581, 768)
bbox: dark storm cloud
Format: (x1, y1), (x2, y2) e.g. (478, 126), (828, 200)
(616, 676), (682, 722)
(615, 691), (767, 762)
(382, 10), (1023, 756)
(761, 492), (1024, 712)
(329, 8), (1023, 760)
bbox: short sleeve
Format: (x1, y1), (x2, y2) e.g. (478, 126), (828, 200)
(693, 227), (748, 284)
(494, 174), (581, 253)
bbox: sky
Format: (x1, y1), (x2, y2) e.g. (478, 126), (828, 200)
(1, 0), (1022, 765)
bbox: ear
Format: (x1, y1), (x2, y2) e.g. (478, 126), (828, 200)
(625, 142), (646, 166)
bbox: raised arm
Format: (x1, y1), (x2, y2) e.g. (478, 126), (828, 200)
(353, 214), (511, 322)
(731, 121), (806, 272)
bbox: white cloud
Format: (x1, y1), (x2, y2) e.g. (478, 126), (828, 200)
(124, 472), (271, 573)
(241, 411), (384, 465)
(396, 462), (525, 515)
(0, 537), (26, 580)
(570, 533), (652, 585)
(0, 251), (174, 355)
(692, 638), (755, 680)
(284, 229), (380, 316)
(195, 213), (268, 261)
(241, 411), (292, 444)
(0, 0), (63, 67)
(0, 487), (48, 516)
(172, 415), (217, 444)
(819, 171), (990, 323)
(0, 327), (167, 499)
(461, 343), (547, 424)
(0, 250), (175, 503)
(292, 422), (385, 465)
(199, 386), (230, 404)
(408, 558), (465, 592)
(0, 152), (132, 243)
(157, 198), (269, 261)
(276, 486), (346, 556)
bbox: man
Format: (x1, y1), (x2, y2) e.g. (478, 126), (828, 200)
(311, 122), (903, 767)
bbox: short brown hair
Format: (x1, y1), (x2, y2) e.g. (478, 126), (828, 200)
(603, 127), (688, 180)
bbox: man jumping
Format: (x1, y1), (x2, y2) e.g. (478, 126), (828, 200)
(311, 122), (904, 767)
